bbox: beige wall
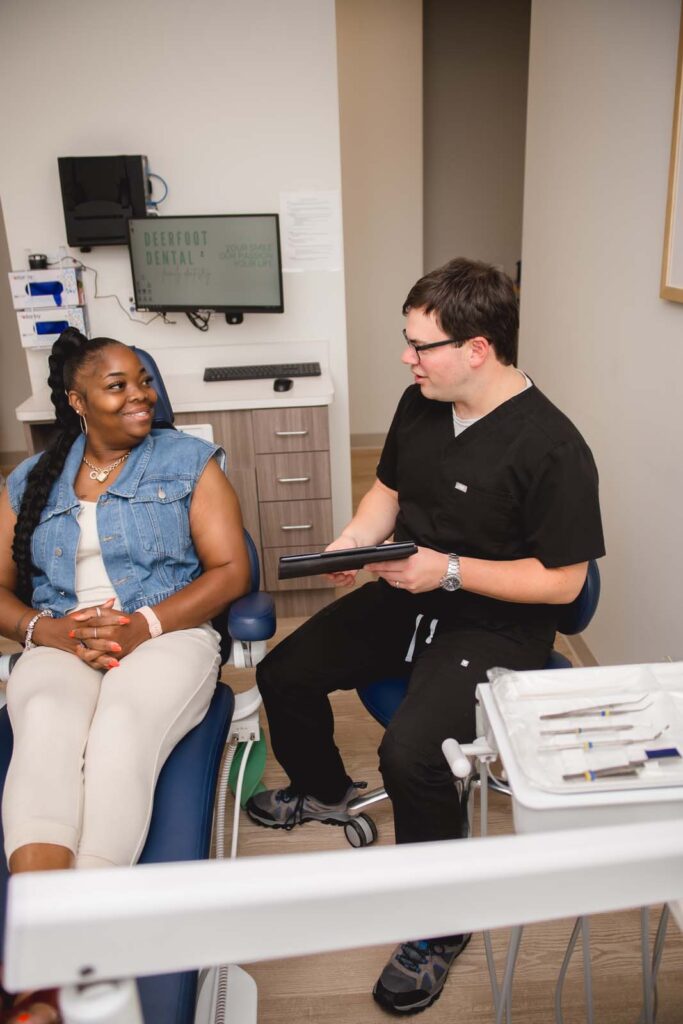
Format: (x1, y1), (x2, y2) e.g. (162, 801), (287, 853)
(337, 0), (423, 442)
(521, 0), (683, 664)
(423, 0), (530, 279)
(0, 202), (30, 459)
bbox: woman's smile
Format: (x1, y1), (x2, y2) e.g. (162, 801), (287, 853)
(121, 406), (153, 421)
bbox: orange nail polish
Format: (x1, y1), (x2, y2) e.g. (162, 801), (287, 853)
(112, 643), (122, 652)
(108, 658), (120, 668)
(119, 617), (130, 625)
(68, 629), (76, 638)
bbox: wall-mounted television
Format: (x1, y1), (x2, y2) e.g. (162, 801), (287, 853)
(127, 214), (284, 320)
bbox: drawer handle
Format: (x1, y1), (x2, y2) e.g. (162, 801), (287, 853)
(281, 523), (313, 531)
(277, 476), (311, 484)
(275, 430), (308, 437)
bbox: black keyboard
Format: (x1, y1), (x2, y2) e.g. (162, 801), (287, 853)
(203, 361), (322, 383)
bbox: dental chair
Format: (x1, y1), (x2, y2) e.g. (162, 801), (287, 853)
(344, 560), (601, 846)
(0, 347), (276, 1024)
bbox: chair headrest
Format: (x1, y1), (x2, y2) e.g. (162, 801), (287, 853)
(130, 346), (175, 428)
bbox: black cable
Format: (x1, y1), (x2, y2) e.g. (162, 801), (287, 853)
(185, 310), (211, 332)
(47, 256), (175, 326)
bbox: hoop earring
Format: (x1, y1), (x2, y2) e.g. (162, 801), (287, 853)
(79, 414), (88, 436)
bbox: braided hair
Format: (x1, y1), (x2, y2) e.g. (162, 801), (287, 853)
(12, 327), (120, 605)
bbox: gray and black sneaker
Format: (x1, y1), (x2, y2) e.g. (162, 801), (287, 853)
(373, 935), (472, 1015)
(246, 782), (366, 830)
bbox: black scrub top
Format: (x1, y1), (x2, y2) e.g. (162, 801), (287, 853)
(377, 383), (605, 639)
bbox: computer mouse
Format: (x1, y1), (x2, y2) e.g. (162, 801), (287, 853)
(273, 378), (293, 392)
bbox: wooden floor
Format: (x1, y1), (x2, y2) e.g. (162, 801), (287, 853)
(351, 446), (380, 512)
(2, 450), (682, 1020)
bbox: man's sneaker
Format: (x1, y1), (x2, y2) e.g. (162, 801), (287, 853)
(372, 934), (472, 1015)
(246, 782), (365, 830)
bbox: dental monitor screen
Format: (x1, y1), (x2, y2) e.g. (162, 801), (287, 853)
(127, 214), (284, 316)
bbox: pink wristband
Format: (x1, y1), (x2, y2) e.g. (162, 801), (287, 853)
(137, 605), (163, 639)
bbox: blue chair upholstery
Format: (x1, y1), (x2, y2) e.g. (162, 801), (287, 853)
(357, 560), (601, 728)
(121, 683), (235, 1024)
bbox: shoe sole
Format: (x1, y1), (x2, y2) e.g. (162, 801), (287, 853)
(246, 809), (350, 830)
(373, 981), (445, 1016)
(372, 934), (473, 1016)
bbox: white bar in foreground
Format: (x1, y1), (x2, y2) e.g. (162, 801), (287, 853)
(6, 820), (683, 990)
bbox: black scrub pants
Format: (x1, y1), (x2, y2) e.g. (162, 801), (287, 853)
(256, 582), (551, 845)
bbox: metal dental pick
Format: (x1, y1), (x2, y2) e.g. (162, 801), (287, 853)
(540, 696), (652, 721)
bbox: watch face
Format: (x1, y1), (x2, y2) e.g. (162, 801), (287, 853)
(440, 576), (461, 592)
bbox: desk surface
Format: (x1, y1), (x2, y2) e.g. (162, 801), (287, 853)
(15, 371), (334, 421)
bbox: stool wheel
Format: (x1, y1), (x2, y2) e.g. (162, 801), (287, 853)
(344, 813), (378, 848)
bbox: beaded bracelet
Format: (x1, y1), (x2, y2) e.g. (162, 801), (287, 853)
(24, 609), (54, 650)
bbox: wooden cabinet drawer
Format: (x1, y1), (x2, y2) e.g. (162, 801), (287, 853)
(259, 499), (333, 547)
(252, 406), (329, 453)
(255, 451), (330, 502)
(263, 545), (332, 592)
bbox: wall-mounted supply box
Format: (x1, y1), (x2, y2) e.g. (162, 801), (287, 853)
(9, 268), (84, 310)
(17, 306), (89, 349)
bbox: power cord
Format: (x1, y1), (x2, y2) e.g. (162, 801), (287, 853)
(185, 310), (211, 332)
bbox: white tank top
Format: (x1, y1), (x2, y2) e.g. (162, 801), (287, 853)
(73, 501), (121, 612)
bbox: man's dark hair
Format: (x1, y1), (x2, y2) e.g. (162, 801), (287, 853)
(402, 257), (518, 365)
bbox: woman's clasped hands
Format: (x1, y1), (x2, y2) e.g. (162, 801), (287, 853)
(32, 597), (151, 671)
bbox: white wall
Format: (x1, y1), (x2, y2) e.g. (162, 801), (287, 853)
(336, 0), (423, 442)
(521, 0), (683, 664)
(0, 204), (30, 456)
(0, 0), (351, 530)
(423, 0), (530, 280)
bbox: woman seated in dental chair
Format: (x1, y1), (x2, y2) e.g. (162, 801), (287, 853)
(0, 328), (250, 1023)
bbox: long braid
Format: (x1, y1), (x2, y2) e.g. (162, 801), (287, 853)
(12, 328), (118, 605)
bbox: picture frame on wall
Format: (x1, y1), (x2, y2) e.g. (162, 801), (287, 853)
(661, 2), (683, 302)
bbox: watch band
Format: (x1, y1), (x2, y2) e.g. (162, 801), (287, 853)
(24, 609), (54, 649)
(439, 553), (462, 591)
(136, 605), (163, 639)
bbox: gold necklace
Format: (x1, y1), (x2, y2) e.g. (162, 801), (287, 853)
(82, 451), (131, 483)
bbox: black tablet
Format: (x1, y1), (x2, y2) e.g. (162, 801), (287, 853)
(278, 541), (418, 580)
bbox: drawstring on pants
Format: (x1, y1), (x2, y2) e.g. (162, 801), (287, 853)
(404, 615), (439, 662)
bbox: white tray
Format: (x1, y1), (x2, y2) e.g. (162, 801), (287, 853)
(477, 663), (683, 834)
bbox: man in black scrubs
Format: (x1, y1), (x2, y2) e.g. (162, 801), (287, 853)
(247, 258), (605, 1014)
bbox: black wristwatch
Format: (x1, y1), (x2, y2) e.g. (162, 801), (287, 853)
(439, 553), (462, 592)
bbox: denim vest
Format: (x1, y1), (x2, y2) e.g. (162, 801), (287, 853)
(7, 430), (225, 616)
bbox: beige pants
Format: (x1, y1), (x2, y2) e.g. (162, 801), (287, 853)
(2, 624), (220, 868)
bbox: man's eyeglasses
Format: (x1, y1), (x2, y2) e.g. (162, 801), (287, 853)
(401, 329), (464, 357)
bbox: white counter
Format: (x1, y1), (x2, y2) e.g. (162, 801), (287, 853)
(15, 371), (334, 422)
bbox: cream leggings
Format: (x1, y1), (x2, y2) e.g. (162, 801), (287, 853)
(2, 624), (220, 868)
